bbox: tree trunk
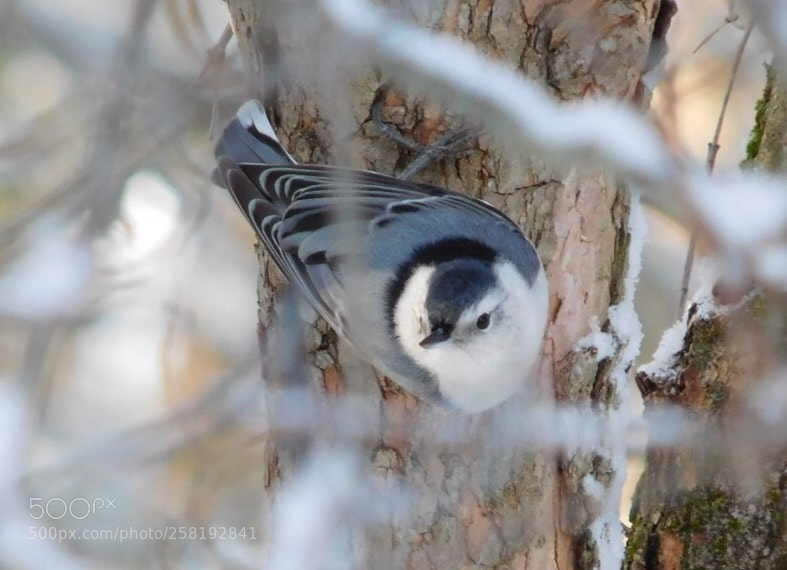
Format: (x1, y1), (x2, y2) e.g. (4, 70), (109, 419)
(625, 66), (787, 570)
(223, 1), (662, 567)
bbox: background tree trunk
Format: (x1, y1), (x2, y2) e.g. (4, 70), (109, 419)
(625, 66), (787, 570)
(223, 1), (662, 567)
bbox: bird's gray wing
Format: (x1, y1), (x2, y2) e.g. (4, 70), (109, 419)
(228, 163), (536, 336)
(254, 165), (542, 289)
(245, 163), (516, 225)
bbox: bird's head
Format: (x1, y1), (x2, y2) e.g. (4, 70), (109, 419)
(393, 257), (548, 412)
(418, 259), (501, 349)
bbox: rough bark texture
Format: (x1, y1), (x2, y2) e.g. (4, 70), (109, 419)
(223, 1), (662, 567)
(626, 68), (787, 570)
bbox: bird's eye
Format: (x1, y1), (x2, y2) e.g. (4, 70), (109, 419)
(476, 312), (491, 330)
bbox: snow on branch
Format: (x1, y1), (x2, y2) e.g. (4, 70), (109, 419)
(269, 448), (403, 570)
(744, 0), (787, 73)
(317, 0), (787, 293)
(584, 195), (646, 568)
(685, 172), (787, 290)
(321, 0), (675, 189)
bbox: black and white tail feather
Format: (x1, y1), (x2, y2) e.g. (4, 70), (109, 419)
(212, 100), (548, 412)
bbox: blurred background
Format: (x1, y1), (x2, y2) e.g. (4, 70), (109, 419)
(0, 0), (773, 566)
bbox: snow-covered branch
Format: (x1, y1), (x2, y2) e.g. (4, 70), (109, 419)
(744, 0), (787, 73)
(320, 0), (675, 189)
(314, 0), (787, 293)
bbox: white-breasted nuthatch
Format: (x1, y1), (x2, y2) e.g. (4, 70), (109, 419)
(212, 101), (548, 413)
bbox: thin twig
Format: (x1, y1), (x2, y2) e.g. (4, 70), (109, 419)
(693, 12), (739, 54)
(199, 23), (234, 138)
(371, 96), (477, 179)
(678, 21), (754, 313)
(398, 127), (474, 180)
(371, 97), (426, 152)
(199, 22), (233, 83)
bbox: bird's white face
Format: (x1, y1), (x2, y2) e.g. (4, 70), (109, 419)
(394, 261), (548, 412)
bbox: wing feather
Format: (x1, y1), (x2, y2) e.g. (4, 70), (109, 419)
(220, 159), (529, 335)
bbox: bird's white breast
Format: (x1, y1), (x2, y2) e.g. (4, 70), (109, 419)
(438, 263), (547, 412)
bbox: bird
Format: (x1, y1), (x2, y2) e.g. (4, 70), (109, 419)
(212, 100), (548, 413)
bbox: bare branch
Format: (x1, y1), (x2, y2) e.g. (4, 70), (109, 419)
(679, 21), (754, 313)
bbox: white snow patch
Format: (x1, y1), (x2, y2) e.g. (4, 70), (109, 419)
(582, 473), (606, 501)
(747, 371), (787, 427)
(756, 245), (787, 288)
(687, 171), (787, 248)
(269, 448), (399, 570)
(588, 194), (646, 569)
(638, 256), (722, 379)
(684, 170), (787, 289)
(636, 312), (687, 381)
(577, 317), (616, 361)
(745, 0), (787, 75)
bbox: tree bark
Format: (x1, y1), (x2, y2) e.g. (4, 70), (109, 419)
(223, 1), (662, 567)
(625, 67), (787, 570)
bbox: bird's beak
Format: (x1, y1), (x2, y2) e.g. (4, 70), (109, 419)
(419, 327), (450, 348)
